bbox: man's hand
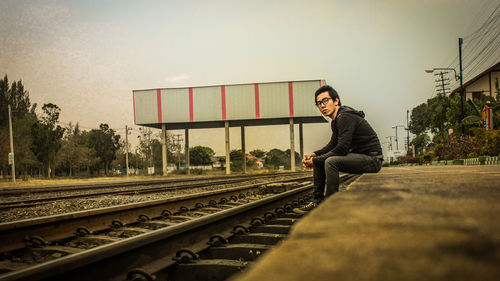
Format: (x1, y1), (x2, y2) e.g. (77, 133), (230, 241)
(302, 153), (316, 169)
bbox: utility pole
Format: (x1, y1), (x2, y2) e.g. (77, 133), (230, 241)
(125, 125), (131, 177)
(385, 136), (394, 151)
(406, 110), (410, 151)
(434, 72), (450, 96)
(394, 128), (399, 151)
(459, 37), (465, 134)
(8, 105), (15, 183)
(392, 125), (405, 152)
(173, 134), (183, 171)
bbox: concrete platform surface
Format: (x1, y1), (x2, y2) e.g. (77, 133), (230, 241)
(233, 165), (500, 281)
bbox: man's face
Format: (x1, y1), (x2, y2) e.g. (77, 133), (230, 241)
(316, 91), (336, 118)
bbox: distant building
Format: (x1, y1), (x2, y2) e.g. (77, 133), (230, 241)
(211, 156), (226, 169)
(450, 61), (500, 100)
(246, 154), (264, 168)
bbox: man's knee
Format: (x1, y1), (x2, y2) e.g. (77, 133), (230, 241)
(325, 156), (343, 170)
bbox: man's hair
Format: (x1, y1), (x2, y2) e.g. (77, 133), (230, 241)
(314, 85), (341, 106)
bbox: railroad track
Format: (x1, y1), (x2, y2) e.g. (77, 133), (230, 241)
(0, 172), (307, 196)
(0, 174), (359, 281)
(0, 172), (311, 210)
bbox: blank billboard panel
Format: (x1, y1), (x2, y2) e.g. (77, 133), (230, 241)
(134, 90), (157, 124)
(162, 88), (189, 123)
(226, 84), (255, 120)
(133, 79), (325, 126)
(293, 80), (322, 117)
(193, 86), (222, 122)
(259, 82), (290, 119)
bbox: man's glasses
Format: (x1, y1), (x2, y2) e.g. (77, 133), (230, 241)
(315, 97), (331, 107)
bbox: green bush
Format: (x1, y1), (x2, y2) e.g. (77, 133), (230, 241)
(171, 169), (187, 175)
(470, 128), (500, 156)
(190, 168), (204, 175)
(479, 156), (486, 165)
(467, 152), (479, 158)
(418, 155), (424, 165)
(452, 159), (464, 165)
(483, 130), (500, 156)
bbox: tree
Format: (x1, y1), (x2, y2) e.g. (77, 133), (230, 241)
(137, 128), (155, 168)
(229, 149), (258, 172)
(445, 94), (464, 133)
(410, 133), (430, 155)
(189, 146), (215, 165)
(264, 148), (288, 169)
(408, 103), (429, 135)
(285, 149), (301, 167)
(31, 103), (65, 178)
(13, 114), (40, 176)
(56, 123), (89, 176)
(249, 149), (266, 159)
(426, 95), (451, 144)
(86, 124), (120, 175)
(229, 149), (243, 171)
(0, 75), (34, 126)
(151, 138), (163, 169)
(0, 75), (37, 177)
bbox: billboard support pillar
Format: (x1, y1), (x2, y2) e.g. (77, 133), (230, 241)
(289, 117), (296, 172)
(185, 128), (190, 174)
(161, 124), (167, 176)
(225, 121), (230, 175)
(299, 122), (304, 170)
(241, 126), (246, 174)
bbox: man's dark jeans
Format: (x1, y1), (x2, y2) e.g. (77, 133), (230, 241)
(312, 153), (382, 202)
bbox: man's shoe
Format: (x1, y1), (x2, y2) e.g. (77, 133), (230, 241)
(292, 201), (317, 214)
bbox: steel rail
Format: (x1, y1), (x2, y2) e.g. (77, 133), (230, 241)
(0, 176), (311, 253)
(0, 172), (308, 196)
(0, 174), (310, 210)
(0, 184), (314, 281)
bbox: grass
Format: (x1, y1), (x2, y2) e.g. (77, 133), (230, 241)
(0, 176), (157, 188)
(0, 168), (297, 188)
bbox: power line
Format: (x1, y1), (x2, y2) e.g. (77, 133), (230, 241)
(466, 39), (500, 79)
(462, 15), (499, 63)
(443, 2), (499, 73)
(464, 31), (499, 76)
(464, 2), (500, 40)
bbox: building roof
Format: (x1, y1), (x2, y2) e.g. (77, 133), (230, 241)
(450, 60), (500, 96)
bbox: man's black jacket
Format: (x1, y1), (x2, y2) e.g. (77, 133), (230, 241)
(313, 105), (382, 164)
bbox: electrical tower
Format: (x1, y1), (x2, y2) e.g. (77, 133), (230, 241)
(434, 71), (451, 96)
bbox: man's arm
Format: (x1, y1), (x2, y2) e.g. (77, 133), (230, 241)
(312, 114), (357, 164)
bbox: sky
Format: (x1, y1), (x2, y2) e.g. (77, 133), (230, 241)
(1, 0), (499, 156)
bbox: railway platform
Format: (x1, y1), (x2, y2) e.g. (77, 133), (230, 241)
(233, 165), (500, 281)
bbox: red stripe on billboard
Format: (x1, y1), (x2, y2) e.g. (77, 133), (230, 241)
(133, 91), (136, 125)
(319, 80), (322, 87)
(254, 83), (260, 119)
(189, 88), (194, 122)
(221, 85), (227, 120)
(156, 89), (162, 123)
(288, 82), (294, 117)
